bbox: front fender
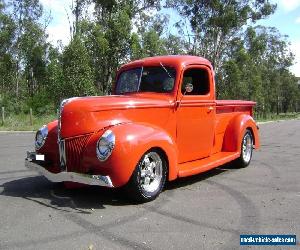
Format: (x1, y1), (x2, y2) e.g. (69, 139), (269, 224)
(222, 114), (260, 153)
(82, 123), (178, 187)
(37, 120), (60, 171)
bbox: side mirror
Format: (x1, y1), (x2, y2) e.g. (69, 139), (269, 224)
(177, 83), (194, 109)
(184, 83), (193, 94)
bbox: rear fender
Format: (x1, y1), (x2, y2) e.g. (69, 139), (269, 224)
(222, 114), (260, 153)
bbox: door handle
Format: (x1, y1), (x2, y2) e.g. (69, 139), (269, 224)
(207, 106), (214, 112)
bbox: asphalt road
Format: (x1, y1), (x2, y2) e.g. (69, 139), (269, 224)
(0, 120), (299, 250)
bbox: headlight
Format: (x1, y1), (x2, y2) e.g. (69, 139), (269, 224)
(35, 125), (48, 150)
(96, 130), (115, 161)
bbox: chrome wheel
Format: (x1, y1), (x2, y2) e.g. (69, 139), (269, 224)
(241, 131), (253, 164)
(139, 152), (163, 193)
(125, 149), (167, 202)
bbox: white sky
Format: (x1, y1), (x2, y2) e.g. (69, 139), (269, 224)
(41, 0), (300, 77)
(41, 0), (74, 45)
(277, 0), (300, 11)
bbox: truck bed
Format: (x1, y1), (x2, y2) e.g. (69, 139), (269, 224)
(216, 100), (256, 115)
(213, 100), (256, 154)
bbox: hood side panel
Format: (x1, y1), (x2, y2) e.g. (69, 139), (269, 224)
(60, 95), (175, 138)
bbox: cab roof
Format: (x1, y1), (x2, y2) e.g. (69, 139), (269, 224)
(119, 55), (213, 71)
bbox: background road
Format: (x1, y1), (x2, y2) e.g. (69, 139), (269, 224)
(0, 120), (299, 249)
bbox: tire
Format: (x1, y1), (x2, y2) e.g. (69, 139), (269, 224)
(63, 181), (86, 189)
(125, 149), (167, 203)
(233, 129), (254, 168)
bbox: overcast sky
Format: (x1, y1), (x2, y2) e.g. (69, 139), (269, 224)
(40, 0), (300, 77)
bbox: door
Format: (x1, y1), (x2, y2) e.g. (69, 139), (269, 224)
(176, 65), (215, 163)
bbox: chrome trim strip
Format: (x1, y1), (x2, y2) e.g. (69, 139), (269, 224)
(58, 98), (69, 170)
(58, 99), (68, 141)
(58, 139), (66, 170)
(25, 158), (114, 188)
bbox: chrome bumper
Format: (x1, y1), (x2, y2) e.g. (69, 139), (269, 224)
(25, 152), (114, 187)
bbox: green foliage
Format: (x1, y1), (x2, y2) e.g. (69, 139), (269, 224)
(62, 35), (96, 98)
(21, 21), (48, 96)
(0, 1), (16, 96)
(168, 0), (299, 116)
(130, 32), (143, 60)
(45, 46), (64, 106)
(219, 26), (299, 116)
(167, 0), (276, 72)
(25, 90), (55, 114)
(0, 0), (299, 125)
(163, 34), (185, 55)
(142, 29), (166, 56)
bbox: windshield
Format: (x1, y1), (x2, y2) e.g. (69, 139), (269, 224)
(115, 66), (176, 94)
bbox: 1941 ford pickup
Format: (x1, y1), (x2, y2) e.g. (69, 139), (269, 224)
(25, 55), (260, 202)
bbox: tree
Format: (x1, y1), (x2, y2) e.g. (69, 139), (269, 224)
(0, 0), (16, 97)
(20, 21), (48, 97)
(62, 35), (96, 98)
(45, 46), (64, 106)
(221, 26), (299, 116)
(0, 0), (299, 119)
(163, 34), (185, 55)
(130, 32), (143, 60)
(142, 29), (166, 56)
(9, 0), (45, 97)
(167, 0), (276, 74)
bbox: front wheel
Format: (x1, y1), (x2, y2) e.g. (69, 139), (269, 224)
(234, 129), (254, 168)
(125, 150), (167, 202)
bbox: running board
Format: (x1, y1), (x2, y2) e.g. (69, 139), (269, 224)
(178, 151), (240, 177)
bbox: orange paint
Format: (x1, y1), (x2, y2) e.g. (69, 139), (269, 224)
(35, 55), (260, 187)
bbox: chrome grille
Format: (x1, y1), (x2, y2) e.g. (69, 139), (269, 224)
(57, 97), (87, 172)
(64, 135), (91, 172)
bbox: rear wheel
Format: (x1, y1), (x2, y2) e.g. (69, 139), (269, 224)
(234, 129), (254, 168)
(125, 149), (167, 202)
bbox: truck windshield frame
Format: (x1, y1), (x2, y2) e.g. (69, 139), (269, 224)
(115, 66), (176, 95)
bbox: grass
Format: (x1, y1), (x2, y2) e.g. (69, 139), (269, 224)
(0, 113), (57, 131)
(255, 112), (300, 122)
(1, 112), (299, 131)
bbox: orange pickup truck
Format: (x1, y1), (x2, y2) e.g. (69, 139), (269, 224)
(25, 55), (260, 202)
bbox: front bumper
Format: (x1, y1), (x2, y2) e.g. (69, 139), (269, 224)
(25, 152), (114, 187)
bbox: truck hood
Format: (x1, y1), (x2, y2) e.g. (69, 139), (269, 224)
(60, 94), (174, 138)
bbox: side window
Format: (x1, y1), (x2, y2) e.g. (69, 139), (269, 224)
(181, 68), (210, 95)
